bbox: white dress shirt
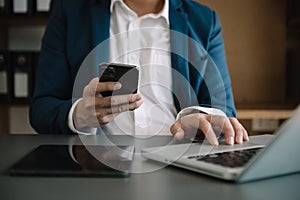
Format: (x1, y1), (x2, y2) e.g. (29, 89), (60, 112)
(68, 0), (226, 136)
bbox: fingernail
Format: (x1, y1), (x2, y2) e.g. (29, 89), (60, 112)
(214, 141), (219, 146)
(245, 135), (249, 141)
(228, 137), (234, 145)
(175, 131), (184, 140)
(246, 136), (249, 141)
(238, 136), (243, 144)
(113, 83), (121, 90)
(133, 94), (140, 101)
(139, 99), (144, 105)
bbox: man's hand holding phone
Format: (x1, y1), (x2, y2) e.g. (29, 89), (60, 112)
(73, 63), (142, 131)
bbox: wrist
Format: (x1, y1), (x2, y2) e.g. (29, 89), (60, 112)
(73, 100), (87, 130)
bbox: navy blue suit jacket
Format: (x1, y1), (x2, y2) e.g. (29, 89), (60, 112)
(30, 0), (236, 134)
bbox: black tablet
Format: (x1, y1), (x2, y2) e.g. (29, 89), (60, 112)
(9, 144), (134, 177)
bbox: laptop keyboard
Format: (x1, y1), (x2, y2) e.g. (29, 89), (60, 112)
(188, 148), (262, 168)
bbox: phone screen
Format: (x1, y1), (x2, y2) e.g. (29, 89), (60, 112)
(99, 63), (139, 97)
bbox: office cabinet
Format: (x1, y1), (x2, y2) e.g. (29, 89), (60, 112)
(0, 6), (48, 134)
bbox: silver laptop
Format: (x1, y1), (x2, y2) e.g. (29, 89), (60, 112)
(142, 106), (300, 182)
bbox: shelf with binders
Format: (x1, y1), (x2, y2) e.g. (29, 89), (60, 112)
(0, 51), (40, 104)
(0, 0), (51, 105)
(0, 0), (52, 19)
(0, 0), (52, 134)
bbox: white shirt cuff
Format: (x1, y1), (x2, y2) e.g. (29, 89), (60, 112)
(176, 106), (227, 120)
(68, 98), (97, 135)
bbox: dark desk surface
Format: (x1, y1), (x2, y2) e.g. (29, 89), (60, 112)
(0, 134), (299, 200)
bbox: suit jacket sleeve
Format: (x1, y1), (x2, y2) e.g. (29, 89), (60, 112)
(209, 12), (236, 117)
(29, 0), (74, 134)
(197, 11), (237, 117)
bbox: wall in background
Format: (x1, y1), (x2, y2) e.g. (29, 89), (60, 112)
(9, 106), (35, 134)
(198, 0), (287, 106)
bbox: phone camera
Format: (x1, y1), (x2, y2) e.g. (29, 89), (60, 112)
(103, 66), (116, 78)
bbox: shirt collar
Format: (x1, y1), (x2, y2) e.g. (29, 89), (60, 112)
(110, 0), (169, 24)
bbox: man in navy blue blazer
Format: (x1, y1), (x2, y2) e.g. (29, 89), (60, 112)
(30, 0), (249, 146)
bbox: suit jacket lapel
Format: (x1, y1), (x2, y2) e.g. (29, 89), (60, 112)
(169, 0), (192, 111)
(88, 0), (111, 78)
(90, 0), (111, 62)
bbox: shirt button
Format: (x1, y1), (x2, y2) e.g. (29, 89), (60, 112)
(130, 21), (139, 29)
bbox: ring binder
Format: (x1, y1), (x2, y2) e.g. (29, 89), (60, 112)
(11, 51), (33, 102)
(0, 0), (5, 15)
(0, 51), (10, 101)
(35, 0), (51, 15)
(12, 0), (35, 15)
(0, 0), (10, 15)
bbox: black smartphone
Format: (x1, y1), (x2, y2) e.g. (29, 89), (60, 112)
(99, 63), (139, 97)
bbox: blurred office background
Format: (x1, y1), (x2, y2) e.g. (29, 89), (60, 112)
(0, 0), (299, 134)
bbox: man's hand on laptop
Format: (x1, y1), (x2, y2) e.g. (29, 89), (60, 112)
(170, 113), (249, 146)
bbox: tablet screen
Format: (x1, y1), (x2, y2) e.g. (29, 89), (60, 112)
(9, 145), (134, 177)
